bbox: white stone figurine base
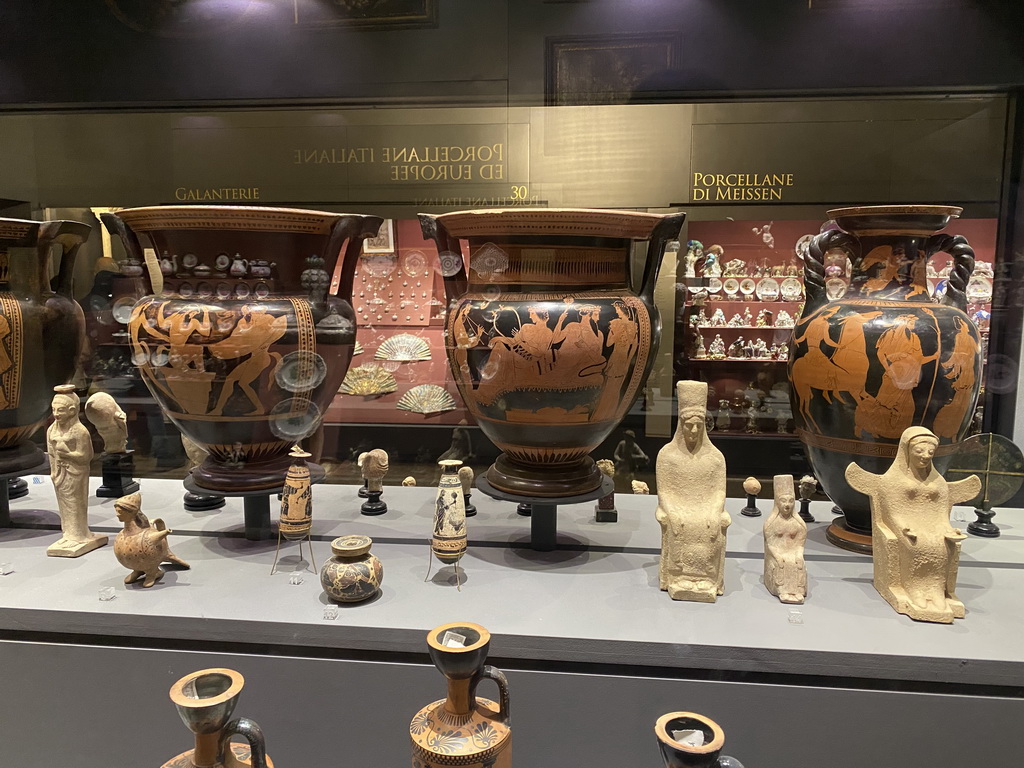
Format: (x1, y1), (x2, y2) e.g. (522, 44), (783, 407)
(46, 534), (108, 558)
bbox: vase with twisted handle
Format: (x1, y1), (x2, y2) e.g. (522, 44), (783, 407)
(788, 205), (981, 552)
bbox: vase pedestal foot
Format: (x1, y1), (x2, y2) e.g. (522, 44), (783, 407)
(477, 474), (612, 552)
(485, 453), (603, 498)
(826, 515), (873, 554)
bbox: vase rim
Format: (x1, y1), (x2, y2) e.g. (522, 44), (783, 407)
(427, 621), (491, 654)
(428, 207), (670, 240)
(331, 534), (372, 557)
(169, 667), (244, 709)
(112, 205), (353, 235)
(654, 711), (725, 754)
(827, 204), (962, 220)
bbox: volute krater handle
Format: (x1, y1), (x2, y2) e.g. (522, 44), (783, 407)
(640, 212), (687, 306)
(39, 220), (92, 300)
(472, 665), (510, 726)
(418, 213), (467, 304)
(926, 233), (976, 313)
(326, 214), (385, 302)
(218, 717), (270, 768)
(804, 229), (858, 318)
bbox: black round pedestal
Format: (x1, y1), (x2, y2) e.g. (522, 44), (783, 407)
(183, 463), (325, 541)
(476, 474), (613, 552)
(0, 458), (49, 528)
(967, 507), (1000, 538)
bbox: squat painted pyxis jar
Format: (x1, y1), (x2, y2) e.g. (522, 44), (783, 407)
(420, 208), (685, 498)
(320, 534), (383, 603)
(789, 205), (981, 552)
(103, 206), (382, 492)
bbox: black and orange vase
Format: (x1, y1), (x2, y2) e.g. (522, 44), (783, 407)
(789, 206), (982, 552)
(163, 667), (273, 768)
(411, 622), (511, 768)
(655, 712), (743, 768)
(0, 217), (90, 474)
(420, 209), (685, 497)
(103, 206), (382, 492)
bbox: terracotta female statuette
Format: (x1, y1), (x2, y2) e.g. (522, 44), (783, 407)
(763, 474), (807, 604)
(846, 426), (980, 623)
(114, 492), (190, 587)
(655, 380), (730, 602)
(46, 386), (107, 558)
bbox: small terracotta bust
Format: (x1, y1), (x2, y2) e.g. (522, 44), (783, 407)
(847, 426), (980, 623)
(361, 449), (389, 492)
(763, 474), (807, 604)
(632, 480), (650, 494)
(402, 476), (417, 487)
(114, 492), (190, 587)
(84, 392), (128, 454)
(655, 380), (730, 602)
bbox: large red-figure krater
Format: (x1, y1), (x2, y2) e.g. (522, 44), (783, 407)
(420, 209), (685, 498)
(789, 205), (982, 552)
(104, 206), (382, 492)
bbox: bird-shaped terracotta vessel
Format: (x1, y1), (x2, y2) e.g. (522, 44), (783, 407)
(113, 492), (190, 587)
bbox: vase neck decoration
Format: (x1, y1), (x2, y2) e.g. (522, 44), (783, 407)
(803, 205), (974, 316)
(427, 622), (510, 724)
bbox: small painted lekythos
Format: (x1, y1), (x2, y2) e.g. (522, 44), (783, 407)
(655, 381), (730, 602)
(411, 622), (511, 768)
(113, 492), (190, 588)
(763, 475), (807, 604)
(427, 459), (468, 589)
(271, 446), (317, 574)
(847, 426), (980, 623)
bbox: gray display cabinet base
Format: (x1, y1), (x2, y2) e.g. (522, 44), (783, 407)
(1, 477), (1022, 767)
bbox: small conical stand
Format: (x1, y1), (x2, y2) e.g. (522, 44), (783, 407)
(270, 529), (317, 575)
(799, 497), (815, 523)
(361, 489), (387, 516)
(477, 474), (613, 551)
(740, 492), (761, 517)
(967, 502), (1000, 538)
(424, 549), (464, 591)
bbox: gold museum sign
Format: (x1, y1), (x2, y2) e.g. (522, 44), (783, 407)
(291, 143), (507, 182)
(692, 172), (796, 201)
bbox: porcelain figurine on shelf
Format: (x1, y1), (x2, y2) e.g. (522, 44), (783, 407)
(756, 308), (772, 327)
(847, 426), (980, 623)
(708, 334), (726, 360)
(715, 400), (731, 431)
(763, 474), (807, 604)
(360, 448), (389, 515)
(741, 477), (761, 517)
(727, 338), (745, 358)
(690, 332), (707, 359)
(727, 313), (744, 327)
(798, 474), (817, 523)
(46, 386), (108, 558)
(694, 308), (709, 327)
(114, 492), (190, 587)
(776, 414), (790, 433)
(594, 458), (617, 522)
(656, 381), (730, 602)
(775, 310), (795, 328)
(742, 307), (753, 325)
(684, 240), (702, 278)
(85, 392), (139, 499)
(776, 342), (789, 361)
(709, 308), (727, 327)
(702, 244), (723, 277)
(751, 338), (769, 359)
(723, 258), (747, 277)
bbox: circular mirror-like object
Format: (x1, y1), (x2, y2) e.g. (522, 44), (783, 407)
(275, 350), (327, 393)
(150, 348), (170, 367)
(178, 282), (194, 298)
(362, 252), (397, 278)
(402, 250), (428, 277)
(253, 281), (270, 299)
(268, 398), (322, 441)
(826, 278), (848, 300)
(216, 282), (231, 300)
(739, 278), (756, 296)
(780, 277), (803, 302)
(946, 433), (1024, 508)
(130, 349), (149, 367)
(111, 296), (136, 324)
(795, 233), (814, 260)
(437, 250), (464, 277)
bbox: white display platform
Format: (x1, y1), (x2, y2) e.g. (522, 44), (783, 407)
(1, 475), (1022, 687)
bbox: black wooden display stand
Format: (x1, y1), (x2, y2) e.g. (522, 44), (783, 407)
(96, 451), (140, 499)
(183, 463), (325, 541)
(0, 458), (49, 528)
(477, 474), (614, 552)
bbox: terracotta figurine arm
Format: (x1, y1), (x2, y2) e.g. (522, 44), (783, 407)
(60, 427), (94, 463)
(844, 463), (877, 496)
(948, 475), (982, 507)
